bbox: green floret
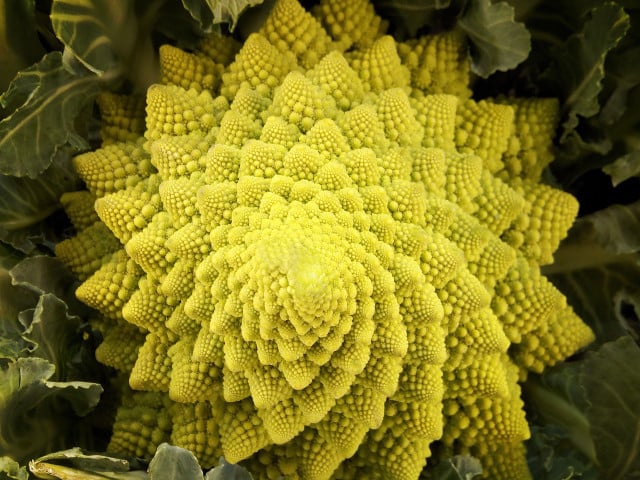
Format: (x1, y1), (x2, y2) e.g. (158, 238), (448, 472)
(96, 92), (146, 145)
(159, 44), (222, 93)
(348, 35), (410, 93)
(398, 31), (471, 99)
(56, 0), (594, 479)
(313, 0), (386, 50)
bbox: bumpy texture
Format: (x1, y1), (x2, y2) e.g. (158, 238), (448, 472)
(56, 0), (594, 478)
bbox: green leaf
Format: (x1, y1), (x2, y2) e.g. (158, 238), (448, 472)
(154, 1), (207, 49)
(614, 289), (640, 344)
(545, 200), (640, 345)
(429, 455), (483, 480)
(205, 457), (253, 480)
(456, 0), (530, 77)
(148, 444), (203, 480)
(50, 0), (138, 75)
(0, 456), (28, 480)
(0, 269), (38, 361)
(576, 200), (640, 256)
(599, 45), (640, 127)
(582, 336), (640, 478)
(603, 151), (640, 186)
(0, 0), (45, 92)
(20, 294), (82, 381)
(10, 255), (81, 306)
(370, 0), (452, 38)
(0, 357), (102, 464)
(0, 51), (100, 178)
(0, 162), (79, 243)
(524, 364), (596, 464)
(181, 0), (265, 32)
(555, 3), (630, 142)
(527, 424), (598, 480)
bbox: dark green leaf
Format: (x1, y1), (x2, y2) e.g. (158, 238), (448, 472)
(0, 357), (102, 463)
(0, 245), (39, 361)
(0, 150), (80, 252)
(181, 0), (265, 32)
(577, 200), (640, 255)
(527, 424), (598, 480)
(545, 200), (640, 345)
(524, 364), (596, 464)
(548, 263), (637, 345)
(148, 444), (203, 480)
(614, 290), (640, 344)
(0, 272), (37, 361)
(0, 52), (100, 178)
(0, 0), (45, 92)
(154, 1), (207, 49)
(582, 336), (640, 478)
(456, 0), (530, 77)
(603, 151), (640, 186)
(555, 3), (630, 142)
(50, 0), (139, 75)
(10, 255), (80, 304)
(20, 294), (82, 381)
(205, 457), (253, 480)
(371, 0), (452, 38)
(429, 455), (483, 480)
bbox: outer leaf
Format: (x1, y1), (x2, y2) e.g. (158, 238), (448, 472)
(456, 0), (530, 77)
(371, 0), (451, 38)
(0, 246), (38, 361)
(582, 336), (640, 478)
(0, 457), (28, 480)
(603, 151), (640, 186)
(34, 448), (129, 473)
(148, 444), (204, 480)
(599, 45), (640, 127)
(575, 200), (640, 256)
(154, 1), (206, 49)
(0, 357), (102, 463)
(27, 449), (148, 479)
(429, 455), (483, 480)
(0, 273), (37, 361)
(546, 201), (640, 345)
(50, 0), (138, 75)
(10, 255), (81, 305)
(181, 0), (264, 31)
(524, 365), (596, 465)
(527, 424), (598, 480)
(554, 3), (630, 142)
(205, 457), (253, 480)
(0, 155), (81, 254)
(0, 151), (81, 252)
(0, 52), (100, 178)
(8, 255), (105, 381)
(0, 0), (45, 92)
(614, 290), (640, 344)
(20, 294), (82, 381)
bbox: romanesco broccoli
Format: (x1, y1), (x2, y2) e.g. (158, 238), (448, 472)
(56, 0), (594, 478)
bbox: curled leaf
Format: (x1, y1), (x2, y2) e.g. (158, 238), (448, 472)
(181, 0), (265, 31)
(456, 0), (530, 77)
(0, 52), (100, 178)
(148, 444), (203, 480)
(582, 336), (640, 478)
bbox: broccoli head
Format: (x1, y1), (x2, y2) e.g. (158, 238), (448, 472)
(56, 0), (594, 478)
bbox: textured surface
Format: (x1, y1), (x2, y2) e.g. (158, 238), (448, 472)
(55, 0), (595, 478)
